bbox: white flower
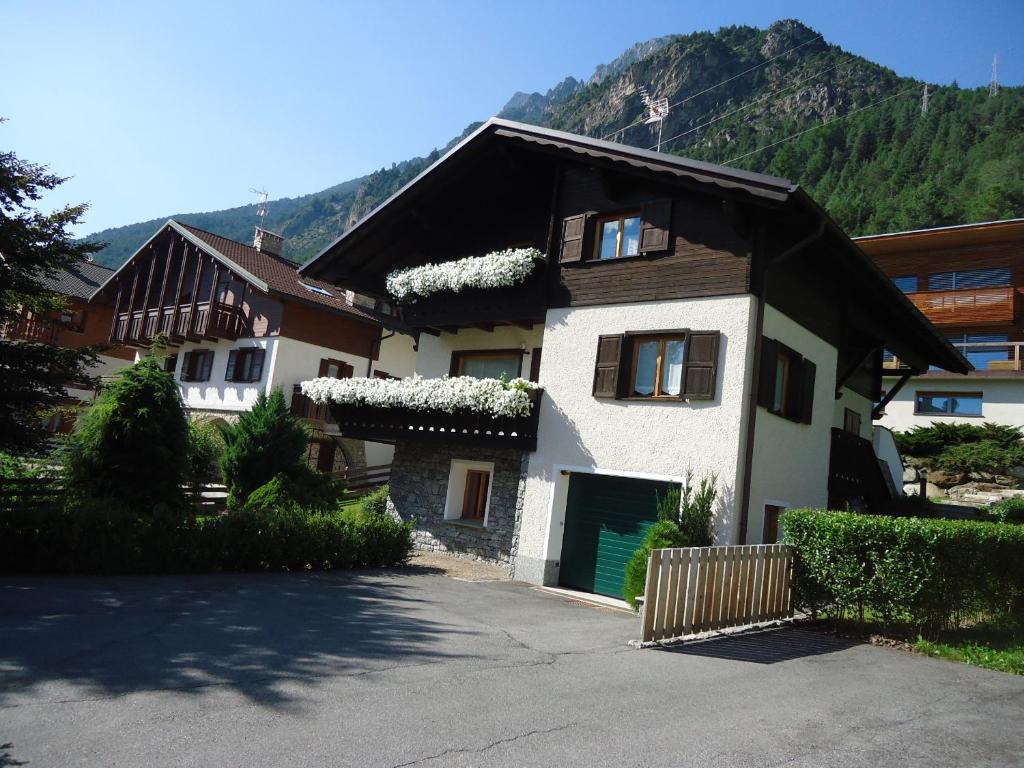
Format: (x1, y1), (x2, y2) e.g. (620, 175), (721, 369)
(300, 375), (540, 418)
(384, 247), (544, 302)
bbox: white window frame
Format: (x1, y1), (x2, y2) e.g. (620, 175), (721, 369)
(444, 459), (495, 526)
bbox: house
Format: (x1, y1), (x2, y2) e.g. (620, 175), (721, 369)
(857, 218), (1024, 432)
(89, 220), (415, 474)
(297, 118), (968, 598)
(0, 258), (136, 433)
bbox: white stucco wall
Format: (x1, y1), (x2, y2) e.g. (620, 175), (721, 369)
(514, 295), (757, 586)
(876, 376), (1024, 432)
(173, 338), (278, 412)
(745, 305), (838, 543)
(374, 331), (417, 379)
(414, 325), (545, 379)
(66, 352), (134, 402)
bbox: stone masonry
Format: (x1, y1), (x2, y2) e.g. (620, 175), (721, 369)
(387, 440), (529, 572)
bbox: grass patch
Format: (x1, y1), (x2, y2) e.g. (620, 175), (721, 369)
(914, 615), (1024, 675)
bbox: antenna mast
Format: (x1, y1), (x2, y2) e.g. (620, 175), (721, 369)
(921, 84), (929, 117)
(990, 54), (999, 97)
(250, 187), (269, 228)
(637, 86), (670, 152)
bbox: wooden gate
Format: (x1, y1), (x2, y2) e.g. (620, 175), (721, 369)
(640, 544), (794, 643)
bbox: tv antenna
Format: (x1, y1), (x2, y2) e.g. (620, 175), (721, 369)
(250, 187), (269, 227)
(637, 86), (670, 151)
(990, 54), (999, 97)
(921, 84), (929, 117)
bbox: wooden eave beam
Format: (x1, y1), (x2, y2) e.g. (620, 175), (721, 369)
(169, 239), (189, 337)
(124, 265), (141, 339)
(185, 253), (205, 339)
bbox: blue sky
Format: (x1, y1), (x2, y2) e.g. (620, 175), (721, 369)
(5, 0), (1022, 236)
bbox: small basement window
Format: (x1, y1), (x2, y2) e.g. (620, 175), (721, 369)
(444, 460), (494, 526)
(914, 391), (983, 417)
(596, 213), (641, 260)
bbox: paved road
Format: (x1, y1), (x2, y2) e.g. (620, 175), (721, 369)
(1, 566), (1022, 767)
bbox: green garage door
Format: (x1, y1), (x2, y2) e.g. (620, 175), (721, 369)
(559, 473), (676, 598)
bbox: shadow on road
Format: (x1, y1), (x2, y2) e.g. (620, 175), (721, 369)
(0, 567), (473, 712)
(655, 627), (861, 664)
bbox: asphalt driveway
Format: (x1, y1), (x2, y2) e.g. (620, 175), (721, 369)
(1, 564), (1021, 767)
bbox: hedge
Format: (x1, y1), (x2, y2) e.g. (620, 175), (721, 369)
(784, 509), (1024, 636)
(0, 505), (414, 575)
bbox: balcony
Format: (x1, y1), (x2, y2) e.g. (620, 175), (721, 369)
(885, 340), (1024, 374)
(290, 385), (336, 424)
(398, 274), (547, 331)
(1, 316), (58, 344)
(907, 286), (1017, 326)
(305, 388), (543, 450)
(112, 301), (246, 346)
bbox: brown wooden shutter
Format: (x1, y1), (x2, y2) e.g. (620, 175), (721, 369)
(757, 337), (779, 410)
(177, 352), (191, 378)
(681, 331), (720, 400)
(318, 358), (329, 377)
(225, 350), (238, 382)
(559, 214), (591, 264)
(199, 350), (214, 381)
(339, 361), (354, 378)
(799, 359), (816, 424)
(638, 199), (672, 253)
(593, 334), (625, 398)
(529, 347), (542, 383)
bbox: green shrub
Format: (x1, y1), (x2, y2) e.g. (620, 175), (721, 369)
(362, 485), (390, 517)
(783, 509), (1024, 636)
(220, 388), (313, 507)
(622, 520), (688, 609)
(63, 356), (190, 518)
(935, 440), (1024, 475)
(989, 496), (1024, 524)
(894, 422), (1024, 460)
(0, 504), (413, 574)
(242, 468), (341, 514)
(187, 418), (225, 485)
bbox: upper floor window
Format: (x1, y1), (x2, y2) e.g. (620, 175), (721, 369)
(225, 347), (265, 383)
(451, 350), (523, 380)
(181, 349), (214, 382)
(928, 268), (1010, 291)
(891, 275), (918, 293)
(758, 338), (815, 424)
(915, 391), (983, 417)
(597, 213), (641, 260)
(630, 334), (685, 397)
(319, 358), (353, 379)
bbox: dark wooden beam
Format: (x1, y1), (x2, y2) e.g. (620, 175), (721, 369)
(472, 323), (495, 332)
(873, 371), (914, 420)
(185, 253), (205, 339)
(512, 320), (536, 330)
(439, 326), (460, 335)
(204, 261), (222, 338)
(169, 239), (189, 336)
(155, 235), (175, 327)
(108, 277), (124, 342)
(139, 245), (158, 317)
(124, 265), (141, 340)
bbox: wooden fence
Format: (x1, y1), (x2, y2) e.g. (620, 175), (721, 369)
(0, 477), (227, 515)
(640, 544), (794, 643)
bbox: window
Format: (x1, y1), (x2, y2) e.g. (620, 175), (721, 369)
(319, 358), (353, 379)
(891, 275), (918, 293)
(630, 335), (686, 397)
(915, 391), (983, 417)
(163, 354), (179, 374)
(461, 470), (490, 521)
(443, 460), (494, 526)
(758, 338), (815, 424)
(597, 213), (641, 260)
(451, 350), (523, 380)
(763, 504), (786, 543)
(592, 330), (720, 401)
(64, 309), (87, 333)
(844, 408), (862, 436)
(225, 348), (266, 383)
(928, 268), (1010, 291)
(181, 350), (214, 382)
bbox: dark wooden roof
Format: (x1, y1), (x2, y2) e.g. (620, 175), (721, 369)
(298, 118), (969, 375)
(38, 259), (115, 300)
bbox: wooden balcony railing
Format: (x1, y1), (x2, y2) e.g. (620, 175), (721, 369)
(398, 274), (547, 330)
(290, 385), (336, 424)
(828, 428), (892, 512)
(885, 341), (1024, 373)
(294, 387), (543, 450)
(907, 286), (1017, 326)
(1, 317), (58, 344)
(111, 301), (245, 345)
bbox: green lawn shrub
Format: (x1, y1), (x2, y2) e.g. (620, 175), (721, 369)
(0, 504), (413, 575)
(783, 509), (1024, 637)
(988, 496), (1024, 524)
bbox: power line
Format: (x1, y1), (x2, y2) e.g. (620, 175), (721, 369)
(601, 33), (824, 141)
(721, 86), (918, 166)
(650, 56), (855, 152)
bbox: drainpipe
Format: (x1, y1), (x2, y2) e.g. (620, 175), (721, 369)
(736, 217), (827, 545)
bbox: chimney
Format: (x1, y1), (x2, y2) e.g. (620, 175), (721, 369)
(253, 226), (285, 258)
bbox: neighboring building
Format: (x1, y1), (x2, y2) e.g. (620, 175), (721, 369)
(89, 220), (415, 473)
(298, 119), (967, 598)
(0, 258), (135, 433)
(857, 218), (1024, 433)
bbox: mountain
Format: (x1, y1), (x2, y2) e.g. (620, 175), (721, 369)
(85, 19), (1024, 268)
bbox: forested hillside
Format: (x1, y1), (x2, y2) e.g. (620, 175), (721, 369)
(85, 19), (1023, 268)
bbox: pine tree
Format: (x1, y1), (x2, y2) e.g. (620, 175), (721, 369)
(1, 121), (102, 452)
